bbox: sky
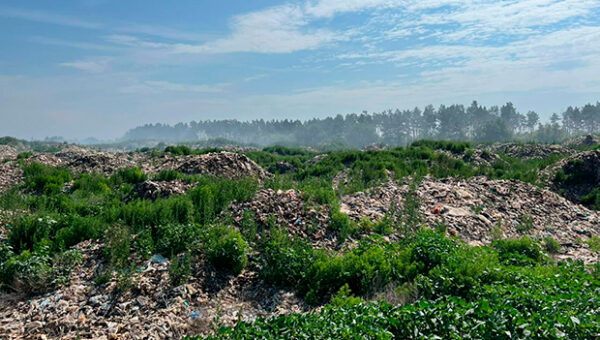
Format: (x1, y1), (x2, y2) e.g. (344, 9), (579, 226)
(1, 0), (599, 140)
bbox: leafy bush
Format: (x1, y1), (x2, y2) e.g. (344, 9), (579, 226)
(581, 188), (600, 210)
(22, 163), (72, 194)
(165, 145), (192, 156)
(154, 169), (184, 181)
(111, 167), (147, 185)
(543, 237), (561, 254)
(329, 211), (357, 240)
(408, 229), (456, 273)
(588, 235), (600, 252)
(259, 228), (323, 287)
(204, 226), (248, 274)
(154, 223), (200, 256)
(169, 252), (192, 286)
(492, 236), (546, 265)
(103, 225), (131, 269)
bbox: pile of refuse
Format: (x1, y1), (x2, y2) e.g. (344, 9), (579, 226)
(546, 150), (600, 203)
(563, 135), (600, 148)
(175, 152), (270, 181)
(0, 241), (305, 340)
(482, 143), (573, 159)
(0, 161), (22, 194)
(0, 145), (18, 160)
(127, 180), (195, 201)
(229, 189), (333, 247)
(341, 176), (600, 263)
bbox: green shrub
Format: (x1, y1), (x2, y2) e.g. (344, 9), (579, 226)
(3, 250), (53, 295)
(103, 225), (131, 269)
(260, 228), (323, 287)
(329, 211), (357, 241)
(155, 223), (200, 256)
(515, 214), (534, 233)
(581, 188), (600, 210)
(492, 236), (546, 265)
(165, 145), (192, 156)
(204, 226), (248, 274)
(543, 237), (561, 254)
(303, 237), (414, 304)
(71, 173), (110, 195)
(154, 169), (184, 181)
(588, 235), (600, 252)
(111, 167), (147, 185)
(22, 163), (72, 194)
(329, 284), (362, 308)
(169, 252), (192, 287)
(16, 151), (34, 159)
(409, 229), (456, 273)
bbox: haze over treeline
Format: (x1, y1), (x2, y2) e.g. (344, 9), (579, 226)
(123, 101), (600, 147)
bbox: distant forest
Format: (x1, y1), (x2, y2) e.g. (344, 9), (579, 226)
(123, 101), (600, 147)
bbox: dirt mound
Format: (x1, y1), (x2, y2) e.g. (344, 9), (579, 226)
(176, 152), (270, 180)
(482, 143), (572, 159)
(546, 150), (600, 203)
(341, 176), (600, 263)
(0, 241), (305, 340)
(229, 189), (332, 247)
(127, 180), (194, 201)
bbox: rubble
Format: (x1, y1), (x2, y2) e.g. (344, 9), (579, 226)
(176, 152), (271, 180)
(0, 145), (18, 160)
(275, 161), (297, 174)
(564, 134), (600, 148)
(545, 150), (600, 203)
(481, 143), (573, 159)
(127, 180), (195, 201)
(0, 161), (23, 194)
(341, 176), (600, 263)
(229, 189), (333, 247)
(0, 240), (306, 340)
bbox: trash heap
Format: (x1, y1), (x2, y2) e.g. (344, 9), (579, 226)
(341, 176), (600, 263)
(482, 143), (573, 159)
(0, 145), (18, 160)
(229, 189), (333, 247)
(176, 152), (271, 181)
(0, 161), (22, 193)
(127, 180), (195, 201)
(546, 150), (600, 203)
(0, 241), (305, 340)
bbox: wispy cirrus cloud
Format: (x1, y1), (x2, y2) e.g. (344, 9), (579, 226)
(60, 57), (113, 73)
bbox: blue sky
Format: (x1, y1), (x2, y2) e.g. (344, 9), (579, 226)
(1, 0), (599, 139)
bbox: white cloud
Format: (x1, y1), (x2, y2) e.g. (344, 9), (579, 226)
(171, 5), (339, 54)
(120, 80), (228, 94)
(60, 57), (113, 73)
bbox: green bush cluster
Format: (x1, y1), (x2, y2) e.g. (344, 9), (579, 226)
(22, 163), (72, 194)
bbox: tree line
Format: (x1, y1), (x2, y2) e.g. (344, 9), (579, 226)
(122, 101), (600, 147)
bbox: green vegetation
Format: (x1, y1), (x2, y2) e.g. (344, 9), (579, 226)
(1, 142), (599, 339)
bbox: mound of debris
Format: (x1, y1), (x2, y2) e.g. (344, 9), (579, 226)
(127, 180), (195, 201)
(0, 145), (18, 160)
(482, 143), (572, 159)
(229, 189), (333, 247)
(0, 161), (22, 194)
(0, 241), (305, 340)
(177, 152), (270, 180)
(564, 135), (600, 148)
(341, 176), (600, 263)
(546, 150), (600, 203)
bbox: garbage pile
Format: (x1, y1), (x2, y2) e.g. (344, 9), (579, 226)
(176, 152), (271, 181)
(0, 145), (18, 160)
(0, 240), (305, 340)
(482, 143), (572, 159)
(341, 176), (600, 263)
(0, 161), (22, 194)
(229, 189), (333, 247)
(563, 135), (600, 148)
(545, 150), (600, 203)
(127, 180), (195, 201)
